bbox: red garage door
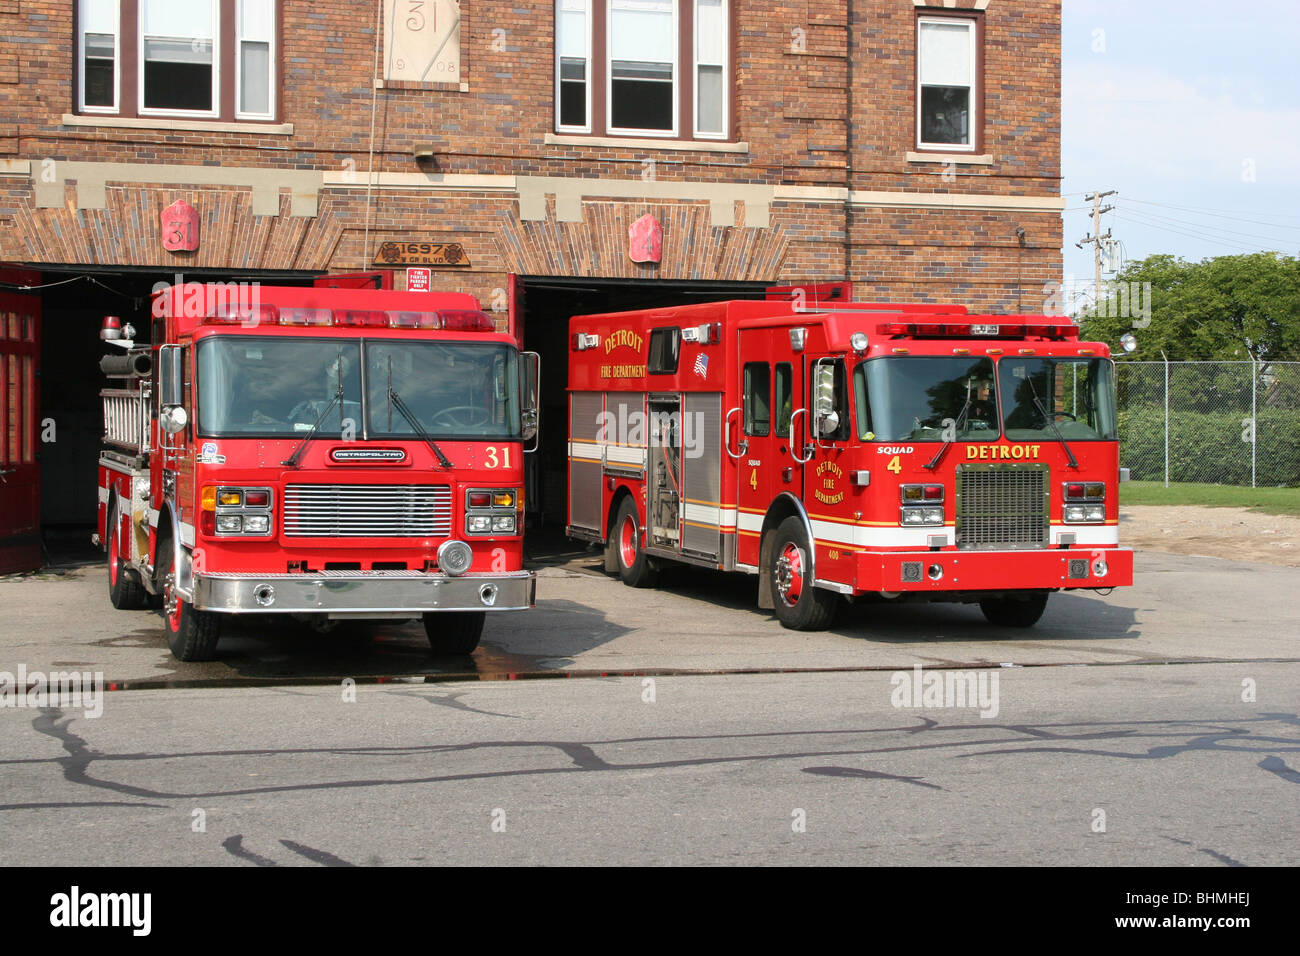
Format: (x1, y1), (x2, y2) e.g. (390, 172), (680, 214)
(0, 290), (41, 573)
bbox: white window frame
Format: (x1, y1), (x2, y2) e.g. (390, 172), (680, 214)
(138, 0), (221, 119)
(236, 0), (277, 121)
(555, 0), (593, 134)
(77, 0), (120, 114)
(606, 0), (679, 139)
(692, 0), (727, 139)
(915, 15), (978, 153)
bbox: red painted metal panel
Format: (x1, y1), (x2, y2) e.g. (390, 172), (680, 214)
(0, 289), (41, 572)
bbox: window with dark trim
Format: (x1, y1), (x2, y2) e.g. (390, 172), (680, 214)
(743, 362), (770, 437)
(774, 362), (793, 438)
(647, 327), (681, 374)
(76, 0), (278, 121)
(555, 0), (731, 140)
(916, 13), (981, 152)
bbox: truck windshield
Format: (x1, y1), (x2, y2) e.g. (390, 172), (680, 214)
(854, 357), (1000, 442)
(998, 357), (1117, 441)
(366, 341), (521, 440)
(197, 337), (363, 436)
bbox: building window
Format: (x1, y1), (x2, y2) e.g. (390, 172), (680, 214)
(609, 0), (676, 134)
(557, 0), (591, 130)
(76, 0), (278, 122)
(694, 0), (726, 137)
(237, 0), (274, 118)
(555, 0), (731, 140)
(916, 16), (979, 152)
(79, 0), (119, 111)
(140, 0), (217, 114)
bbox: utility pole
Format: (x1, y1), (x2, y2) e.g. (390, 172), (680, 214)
(1076, 190), (1116, 313)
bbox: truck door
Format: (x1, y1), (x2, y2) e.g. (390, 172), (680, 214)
(0, 292), (41, 572)
(733, 328), (803, 567)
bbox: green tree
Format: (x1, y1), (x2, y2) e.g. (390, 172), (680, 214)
(1079, 252), (1300, 361)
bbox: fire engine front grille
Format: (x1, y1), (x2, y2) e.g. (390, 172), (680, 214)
(956, 465), (1049, 550)
(283, 484), (453, 538)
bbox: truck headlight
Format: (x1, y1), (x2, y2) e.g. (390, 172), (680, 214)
(216, 515), (243, 533)
(243, 515), (270, 534)
(1064, 504), (1105, 524)
(901, 507), (944, 527)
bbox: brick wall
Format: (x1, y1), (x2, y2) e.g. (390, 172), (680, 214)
(0, 0), (1063, 313)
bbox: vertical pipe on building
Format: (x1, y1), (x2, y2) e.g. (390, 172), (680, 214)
(363, 0), (384, 269)
(842, 0), (854, 288)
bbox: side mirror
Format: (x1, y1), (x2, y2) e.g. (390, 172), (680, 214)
(157, 345), (187, 437)
(158, 345), (184, 407)
(521, 351), (540, 449)
(160, 405), (188, 435)
(813, 361), (839, 439)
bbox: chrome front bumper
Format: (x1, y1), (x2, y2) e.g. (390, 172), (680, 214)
(192, 570), (536, 614)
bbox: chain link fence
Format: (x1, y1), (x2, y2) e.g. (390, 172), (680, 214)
(1115, 361), (1300, 487)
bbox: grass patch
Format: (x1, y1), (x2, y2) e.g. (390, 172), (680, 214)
(1121, 481), (1300, 516)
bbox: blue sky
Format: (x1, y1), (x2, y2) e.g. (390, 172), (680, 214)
(1060, 0), (1300, 304)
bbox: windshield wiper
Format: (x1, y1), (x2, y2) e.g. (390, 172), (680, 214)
(283, 351), (346, 469)
(923, 391), (975, 471)
(1026, 373), (1079, 469)
(388, 384), (453, 470)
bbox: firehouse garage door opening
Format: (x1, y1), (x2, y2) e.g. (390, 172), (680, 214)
(517, 276), (769, 544)
(33, 268), (316, 556)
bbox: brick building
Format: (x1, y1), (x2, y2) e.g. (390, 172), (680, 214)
(0, 0), (1062, 539)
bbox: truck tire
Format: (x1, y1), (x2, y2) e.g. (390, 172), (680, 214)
(769, 516), (838, 631)
(107, 499), (147, 610)
(423, 611), (485, 655)
(979, 592), (1049, 628)
(612, 497), (659, 588)
(159, 539), (221, 662)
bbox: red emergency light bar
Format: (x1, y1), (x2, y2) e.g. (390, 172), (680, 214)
(876, 320), (1078, 340)
(202, 308), (496, 331)
(207, 302), (280, 325)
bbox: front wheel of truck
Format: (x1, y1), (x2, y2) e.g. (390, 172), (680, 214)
(159, 540), (221, 662)
(423, 611), (485, 655)
(979, 591), (1050, 628)
(107, 498), (147, 610)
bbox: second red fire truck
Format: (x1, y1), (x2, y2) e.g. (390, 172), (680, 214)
(567, 295), (1132, 630)
(97, 282), (538, 661)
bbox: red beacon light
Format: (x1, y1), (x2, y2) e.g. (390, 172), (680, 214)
(100, 315), (123, 341)
(436, 310), (495, 332)
(333, 309), (388, 328)
(206, 302), (279, 325)
(385, 310), (495, 331)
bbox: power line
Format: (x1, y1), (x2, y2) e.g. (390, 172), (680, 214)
(1123, 196), (1300, 225)
(1118, 204), (1300, 245)
(1116, 211), (1272, 253)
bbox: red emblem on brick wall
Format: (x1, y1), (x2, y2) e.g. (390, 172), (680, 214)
(628, 213), (663, 264)
(161, 200), (200, 253)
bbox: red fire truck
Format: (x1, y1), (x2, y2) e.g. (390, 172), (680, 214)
(97, 282), (538, 661)
(567, 296), (1132, 630)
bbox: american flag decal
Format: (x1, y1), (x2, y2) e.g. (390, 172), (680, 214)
(693, 353), (709, 378)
